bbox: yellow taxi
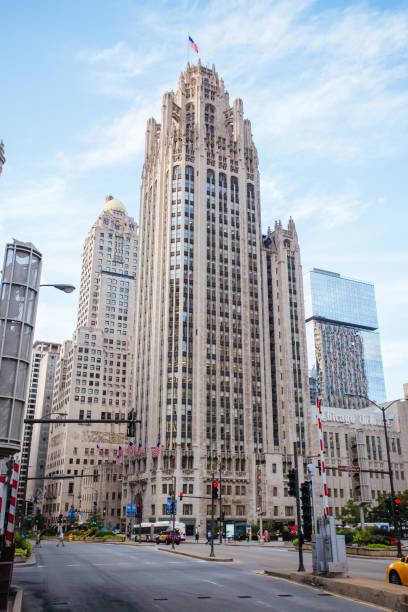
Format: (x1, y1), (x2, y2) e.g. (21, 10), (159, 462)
(387, 556), (408, 585)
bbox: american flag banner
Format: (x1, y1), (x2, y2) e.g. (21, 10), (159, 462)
(116, 446), (124, 466)
(153, 441), (161, 457)
(137, 442), (145, 457)
(188, 35), (199, 54)
(96, 444), (103, 455)
(127, 441), (135, 455)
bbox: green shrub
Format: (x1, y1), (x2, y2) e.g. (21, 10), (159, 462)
(25, 540), (32, 558)
(338, 528), (355, 544)
(365, 543), (391, 549)
(96, 529), (113, 537)
(292, 538), (299, 547)
(15, 548), (26, 557)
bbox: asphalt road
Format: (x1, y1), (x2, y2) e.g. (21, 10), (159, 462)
(181, 541), (391, 582)
(13, 541), (388, 612)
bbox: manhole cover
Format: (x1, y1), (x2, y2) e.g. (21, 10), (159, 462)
(318, 593), (332, 596)
(153, 598), (168, 601)
(238, 595), (252, 598)
(198, 596), (211, 599)
(277, 594), (293, 597)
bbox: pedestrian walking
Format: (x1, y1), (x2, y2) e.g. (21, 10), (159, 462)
(56, 531), (65, 547)
(35, 531), (42, 548)
(263, 529), (269, 542)
(207, 530), (211, 544)
(195, 529), (199, 543)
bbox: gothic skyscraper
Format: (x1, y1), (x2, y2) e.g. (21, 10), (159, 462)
(126, 63), (275, 533)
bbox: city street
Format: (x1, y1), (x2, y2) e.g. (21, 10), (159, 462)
(13, 541), (388, 611)
(180, 541), (391, 582)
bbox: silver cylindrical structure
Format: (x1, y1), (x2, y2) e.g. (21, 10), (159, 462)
(0, 239), (42, 457)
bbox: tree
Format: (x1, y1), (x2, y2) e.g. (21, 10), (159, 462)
(88, 508), (103, 528)
(368, 490), (408, 525)
(340, 500), (361, 526)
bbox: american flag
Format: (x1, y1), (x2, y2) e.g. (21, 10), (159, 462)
(153, 441), (161, 457)
(137, 442), (145, 457)
(116, 446), (124, 465)
(96, 444), (103, 455)
(127, 441), (135, 455)
(188, 36), (199, 54)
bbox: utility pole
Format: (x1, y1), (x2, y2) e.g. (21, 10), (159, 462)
(294, 441), (305, 572)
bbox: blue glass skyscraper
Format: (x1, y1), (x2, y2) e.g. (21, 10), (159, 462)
(304, 268), (386, 409)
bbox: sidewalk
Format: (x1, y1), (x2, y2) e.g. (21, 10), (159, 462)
(264, 569), (408, 611)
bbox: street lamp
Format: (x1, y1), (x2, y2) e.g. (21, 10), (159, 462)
(40, 284), (75, 293)
(346, 393), (403, 556)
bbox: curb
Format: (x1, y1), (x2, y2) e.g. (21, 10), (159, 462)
(157, 546), (233, 562)
(8, 586), (23, 612)
(13, 551), (37, 568)
(264, 570), (408, 611)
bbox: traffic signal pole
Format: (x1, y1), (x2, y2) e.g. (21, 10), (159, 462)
(219, 466), (223, 544)
(380, 407), (402, 556)
(294, 441), (305, 572)
(209, 474), (216, 558)
(172, 477), (176, 551)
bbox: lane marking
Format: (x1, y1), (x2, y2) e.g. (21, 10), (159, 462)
(66, 564), (81, 566)
(204, 579), (221, 586)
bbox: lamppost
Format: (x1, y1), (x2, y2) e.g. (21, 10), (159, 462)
(40, 284), (75, 293)
(346, 394), (402, 556)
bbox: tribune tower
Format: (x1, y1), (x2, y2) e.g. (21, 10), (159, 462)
(126, 63), (270, 533)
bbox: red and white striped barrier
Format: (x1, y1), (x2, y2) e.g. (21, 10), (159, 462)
(5, 461), (19, 546)
(0, 475), (6, 536)
(316, 397), (329, 516)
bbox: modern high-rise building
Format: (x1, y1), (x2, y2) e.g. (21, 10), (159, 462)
(124, 63), (309, 536)
(304, 268), (386, 410)
(18, 341), (60, 516)
(42, 197), (138, 527)
(19, 341), (61, 513)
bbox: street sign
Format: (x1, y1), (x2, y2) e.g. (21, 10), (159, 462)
(338, 465), (360, 473)
(131, 503), (137, 517)
(126, 503), (131, 517)
(166, 497), (177, 515)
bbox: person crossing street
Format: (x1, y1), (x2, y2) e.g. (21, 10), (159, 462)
(56, 531), (65, 547)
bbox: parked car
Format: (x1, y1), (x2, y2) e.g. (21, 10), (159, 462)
(157, 529), (181, 545)
(387, 556), (408, 585)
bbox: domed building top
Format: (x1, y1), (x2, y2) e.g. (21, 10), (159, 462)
(104, 195), (126, 214)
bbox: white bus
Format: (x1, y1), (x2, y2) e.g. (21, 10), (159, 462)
(132, 521), (186, 541)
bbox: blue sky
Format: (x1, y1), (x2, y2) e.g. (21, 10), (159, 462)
(1, 0), (407, 400)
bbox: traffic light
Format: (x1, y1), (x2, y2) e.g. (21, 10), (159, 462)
(300, 481), (312, 541)
(136, 503), (142, 520)
(127, 411), (136, 437)
(179, 492), (183, 501)
(385, 497), (392, 515)
(212, 482), (219, 500)
(394, 497), (402, 516)
(93, 469), (99, 483)
(288, 469), (297, 497)
(58, 514), (63, 524)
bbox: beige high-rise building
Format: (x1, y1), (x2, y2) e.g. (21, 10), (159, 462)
(124, 63), (306, 536)
(258, 220), (310, 522)
(43, 197), (138, 527)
